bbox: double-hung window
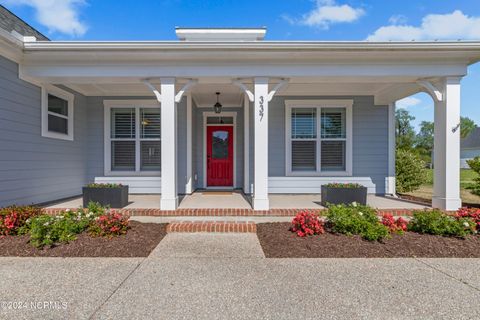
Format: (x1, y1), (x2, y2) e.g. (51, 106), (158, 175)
(41, 85), (74, 140)
(105, 101), (161, 175)
(286, 100), (352, 176)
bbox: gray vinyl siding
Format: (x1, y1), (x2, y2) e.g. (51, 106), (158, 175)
(0, 55), (87, 206)
(267, 96), (389, 194)
(193, 106), (244, 189)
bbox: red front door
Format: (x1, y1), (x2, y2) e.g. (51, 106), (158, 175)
(207, 126), (233, 187)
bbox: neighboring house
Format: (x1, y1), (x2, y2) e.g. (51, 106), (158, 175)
(461, 127), (480, 168)
(0, 8), (480, 211)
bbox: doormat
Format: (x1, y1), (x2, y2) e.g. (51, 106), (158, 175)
(199, 191), (233, 195)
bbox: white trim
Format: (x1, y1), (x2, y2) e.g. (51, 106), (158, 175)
(285, 99), (353, 177)
(243, 94), (250, 193)
(186, 92), (193, 194)
(94, 176), (161, 194)
(202, 112), (237, 189)
(41, 84), (74, 141)
(103, 99), (161, 176)
(268, 177), (376, 194)
(387, 102), (396, 195)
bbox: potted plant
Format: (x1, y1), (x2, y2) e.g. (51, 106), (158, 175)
(82, 183), (128, 208)
(321, 183), (367, 206)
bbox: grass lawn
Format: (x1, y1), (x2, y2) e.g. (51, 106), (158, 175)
(405, 169), (480, 205)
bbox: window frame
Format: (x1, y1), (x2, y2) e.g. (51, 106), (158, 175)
(41, 85), (74, 141)
(285, 100), (353, 177)
(104, 100), (160, 176)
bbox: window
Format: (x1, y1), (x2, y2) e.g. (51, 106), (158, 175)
(286, 100), (352, 176)
(105, 101), (160, 175)
(41, 85), (74, 140)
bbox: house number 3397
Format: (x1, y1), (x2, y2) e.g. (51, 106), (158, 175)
(259, 96), (264, 121)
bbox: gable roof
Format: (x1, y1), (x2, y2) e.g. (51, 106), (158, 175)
(461, 127), (480, 149)
(0, 5), (49, 41)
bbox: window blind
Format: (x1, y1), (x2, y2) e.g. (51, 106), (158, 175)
(111, 108), (135, 139)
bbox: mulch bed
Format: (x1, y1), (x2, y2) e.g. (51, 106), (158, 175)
(0, 222), (167, 257)
(257, 223), (480, 258)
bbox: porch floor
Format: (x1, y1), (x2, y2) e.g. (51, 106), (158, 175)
(45, 193), (428, 210)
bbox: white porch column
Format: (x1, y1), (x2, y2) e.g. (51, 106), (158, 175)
(386, 102), (396, 195)
(432, 77), (462, 211)
(243, 93), (250, 194)
(160, 78), (178, 210)
(253, 77), (269, 210)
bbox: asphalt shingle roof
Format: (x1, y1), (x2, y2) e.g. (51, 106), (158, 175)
(0, 5), (49, 41)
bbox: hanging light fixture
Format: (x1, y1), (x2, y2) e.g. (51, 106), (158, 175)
(213, 92), (222, 114)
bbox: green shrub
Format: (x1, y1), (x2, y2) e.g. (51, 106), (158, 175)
(466, 157), (480, 196)
(408, 210), (475, 238)
(326, 204), (389, 241)
(396, 149), (427, 193)
(22, 206), (102, 248)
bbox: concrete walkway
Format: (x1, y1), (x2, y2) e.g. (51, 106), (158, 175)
(1, 237), (479, 319)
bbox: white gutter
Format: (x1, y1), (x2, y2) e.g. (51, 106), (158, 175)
(23, 40), (480, 51)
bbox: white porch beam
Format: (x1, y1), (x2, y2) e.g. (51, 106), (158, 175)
(432, 77), (462, 211)
(21, 63), (468, 81)
(253, 77), (269, 210)
(160, 78), (178, 210)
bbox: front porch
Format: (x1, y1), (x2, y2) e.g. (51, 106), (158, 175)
(16, 27), (476, 212)
(45, 192), (428, 212)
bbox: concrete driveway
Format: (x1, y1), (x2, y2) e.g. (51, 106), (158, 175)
(1, 235), (480, 319)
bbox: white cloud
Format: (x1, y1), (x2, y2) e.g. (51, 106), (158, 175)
(3, 0), (88, 37)
(367, 10), (480, 41)
(285, 0), (365, 29)
(388, 14), (408, 25)
(396, 97), (422, 109)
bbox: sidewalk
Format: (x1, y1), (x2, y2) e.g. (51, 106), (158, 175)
(0, 235), (479, 319)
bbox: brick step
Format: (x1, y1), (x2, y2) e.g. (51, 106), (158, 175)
(44, 208), (417, 217)
(166, 221), (256, 233)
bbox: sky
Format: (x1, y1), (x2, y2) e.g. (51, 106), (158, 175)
(2, 0), (479, 131)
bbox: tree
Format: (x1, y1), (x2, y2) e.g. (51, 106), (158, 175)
(396, 149), (427, 193)
(415, 121), (434, 152)
(395, 109), (416, 150)
(461, 117), (477, 139)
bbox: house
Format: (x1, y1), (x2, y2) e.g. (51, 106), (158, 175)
(1, 8), (480, 211)
(461, 127), (480, 168)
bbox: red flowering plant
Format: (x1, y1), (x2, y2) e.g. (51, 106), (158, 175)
(455, 207), (480, 232)
(290, 211), (325, 237)
(0, 206), (42, 236)
(381, 213), (408, 234)
(89, 210), (130, 237)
